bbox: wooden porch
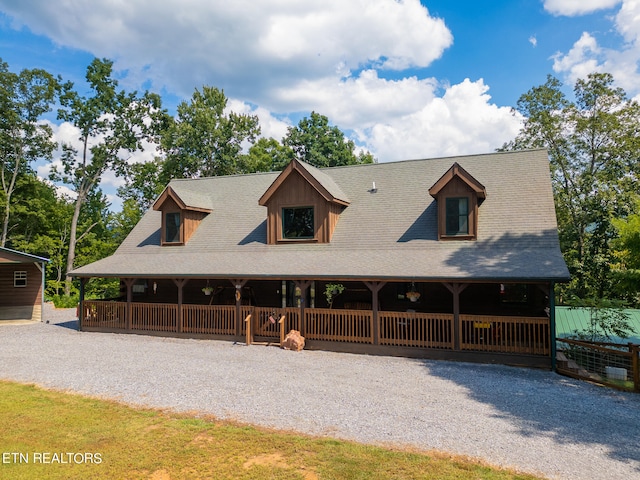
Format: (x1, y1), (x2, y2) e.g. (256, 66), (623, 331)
(81, 301), (551, 367)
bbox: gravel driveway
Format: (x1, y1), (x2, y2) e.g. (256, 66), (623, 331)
(1, 303), (639, 480)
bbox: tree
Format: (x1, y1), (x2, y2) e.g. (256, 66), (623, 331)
(611, 195), (640, 305)
(242, 137), (292, 173)
(283, 112), (375, 167)
(502, 73), (640, 300)
(160, 86), (260, 179)
(0, 59), (57, 247)
(54, 58), (163, 295)
(117, 158), (165, 217)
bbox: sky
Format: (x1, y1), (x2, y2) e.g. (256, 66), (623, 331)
(1, 0), (639, 211)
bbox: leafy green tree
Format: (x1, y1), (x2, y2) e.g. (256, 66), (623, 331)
(7, 173), (74, 294)
(0, 59), (58, 247)
(242, 137), (292, 173)
(54, 58), (163, 295)
(118, 157), (165, 216)
(611, 195), (640, 305)
(283, 112), (375, 167)
(160, 86), (260, 179)
(502, 73), (640, 301)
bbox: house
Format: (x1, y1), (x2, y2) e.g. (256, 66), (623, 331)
(0, 247), (48, 323)
(70, 149), (570, 367)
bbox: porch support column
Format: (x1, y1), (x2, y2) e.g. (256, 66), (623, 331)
(173, 278), (189, 333)
(123, 278), (135, 331)
(230, 279), (248, 336)
(536, 283), (555, 369)
(548, 282), (556, 370)
(294, 280), (312, 337)
(443, 282), (468, 351)
(364, 281), (386, 345)
(78, 277), (87, 329)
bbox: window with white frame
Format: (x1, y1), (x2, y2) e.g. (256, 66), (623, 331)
(14, 271), (27, 287)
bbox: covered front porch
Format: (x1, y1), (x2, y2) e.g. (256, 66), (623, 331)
(79, 278), (554, 368)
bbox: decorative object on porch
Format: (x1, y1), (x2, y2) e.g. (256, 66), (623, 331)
(406, 282), (421, 302)
(202, 283), (214, 295)
(281, 330), (305, 351)
(324, 283), (345, 309)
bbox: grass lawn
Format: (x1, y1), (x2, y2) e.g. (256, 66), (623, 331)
(0, 381), (542, 479)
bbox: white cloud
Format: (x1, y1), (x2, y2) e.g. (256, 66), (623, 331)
(543, 0), (622, 16)
(552, 32), (603, 81)
(271, 70), (439, 129)
(0, 0), (452, 110)
(552, 1), (640, 96)
(529, 35), (538, 47)
(365, 79), (523, 161)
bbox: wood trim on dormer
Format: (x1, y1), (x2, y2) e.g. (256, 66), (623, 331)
(260, 159), (349, 244)
(154, 186), (211, 246)
(429, 163), (486, 241)
(428, 162), (486, 200)
(259, 159), (350, 207)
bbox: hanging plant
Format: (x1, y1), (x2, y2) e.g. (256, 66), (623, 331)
(202, 281), (213, 295)
(324, 283), (345, 309)
(406, 282), (421, 302)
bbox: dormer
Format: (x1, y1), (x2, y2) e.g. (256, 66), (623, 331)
(428, 163), (486, 240)
(153, 186), (212, 245)
(258, 159), (350, 244)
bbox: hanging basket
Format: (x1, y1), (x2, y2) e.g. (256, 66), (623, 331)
(406, 291), (421, 302)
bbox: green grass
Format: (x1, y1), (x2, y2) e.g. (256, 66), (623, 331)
(0, 381), (543, 479)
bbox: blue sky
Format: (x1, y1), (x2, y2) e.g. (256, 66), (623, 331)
(0, 0), (638, 209)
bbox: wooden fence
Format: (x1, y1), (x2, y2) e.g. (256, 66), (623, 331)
(81, 301), (550, 357)
(556, 338), (640, 393)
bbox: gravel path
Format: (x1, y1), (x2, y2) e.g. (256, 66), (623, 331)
(1, 304), (639, 479)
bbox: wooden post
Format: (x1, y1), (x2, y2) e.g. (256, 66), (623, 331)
(78, 278), (86, 329)
(279, 315), (286, 346)
(245, 314), (252, 345)
(630, 343), (640, 393)
(294, 280), (312, 337)
(123, 278), (135, 331)
(443, 282), (467, 351)
(549, 282), (556, 370)
(231, 279), (248, 336)
(364, 281), (386, 345)
(173, 278), (188, 333)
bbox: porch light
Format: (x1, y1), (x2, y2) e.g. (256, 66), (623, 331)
(406, 282), (421, 302)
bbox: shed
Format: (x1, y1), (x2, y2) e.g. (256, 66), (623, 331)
(0, 247), (48, 323)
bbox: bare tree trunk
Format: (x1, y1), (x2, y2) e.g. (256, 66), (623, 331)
(64, 194), (83, 296)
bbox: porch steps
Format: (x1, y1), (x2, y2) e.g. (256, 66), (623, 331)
(556, 351), (598, 379)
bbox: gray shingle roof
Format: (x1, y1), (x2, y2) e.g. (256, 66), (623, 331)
(71, 149), (570, 282)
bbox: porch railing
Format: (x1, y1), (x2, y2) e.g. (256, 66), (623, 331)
(183, 304), (235, 335)
(379, 311), (454, 349)
(305, 308), (373, 343)
(82, 301), (126, 329)
(81, 301), (550, 356)
(460, 314), (550, 355)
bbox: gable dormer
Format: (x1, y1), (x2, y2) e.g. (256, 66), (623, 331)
(428, 163), (486, 240)
(153, 186), (212, 245)
(258, 159), (350, 244)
